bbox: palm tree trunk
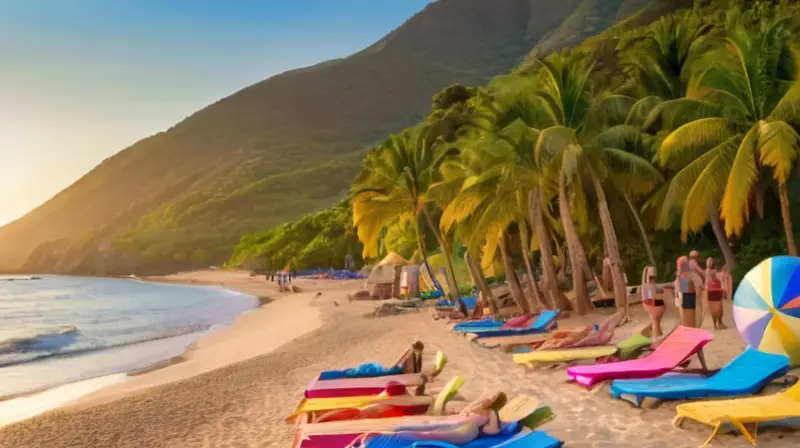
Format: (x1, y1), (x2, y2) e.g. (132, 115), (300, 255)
(707, 207), (737, 270)
(779, 183), (798, 256)
(559, 173), (592, 314)
(590, 171), (629, 321)
(529, 187), (569, 311)
(465, 251), (499, 315)
(499, 234), (531, 314)
(518, 223), (543, 312)
(414, 211), (438, 291)
(420, 208), (461, 301)
(622, 189), (657, 269)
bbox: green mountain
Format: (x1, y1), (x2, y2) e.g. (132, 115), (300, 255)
(0, 0), (688, 275)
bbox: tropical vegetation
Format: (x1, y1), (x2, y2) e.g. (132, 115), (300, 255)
(233, 1), (800, 316)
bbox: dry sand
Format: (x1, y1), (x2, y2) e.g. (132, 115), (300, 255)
(0, 271), (798, 448)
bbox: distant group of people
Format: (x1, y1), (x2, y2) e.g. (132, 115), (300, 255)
(641, 250), (731, 337)
(267, 270), (295, 292)
(676, 250), (731, 330)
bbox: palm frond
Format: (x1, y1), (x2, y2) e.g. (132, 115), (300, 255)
(721, 125), (760, 236)
(758, 120), (800, 184)
(658, 117), (738, 169)
(681, 139), (738, 237)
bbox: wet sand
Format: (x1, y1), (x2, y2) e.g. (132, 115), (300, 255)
(0, 272), (797, 447)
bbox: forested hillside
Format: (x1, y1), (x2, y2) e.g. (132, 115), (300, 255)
(232, 0), (800, 314)
(1, 0), (686, 275)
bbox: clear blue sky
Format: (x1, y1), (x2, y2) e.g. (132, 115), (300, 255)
(0, 0), (433, 225)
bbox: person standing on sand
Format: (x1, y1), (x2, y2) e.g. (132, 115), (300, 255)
(641, 266), (665, 338)
(689, 250), (705, 282)
(677, 256), (704, 328)
(705, 257), (728, 330)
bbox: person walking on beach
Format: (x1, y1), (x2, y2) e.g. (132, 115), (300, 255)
(676, 256), (704, 328)
(705, 257), (728, 330)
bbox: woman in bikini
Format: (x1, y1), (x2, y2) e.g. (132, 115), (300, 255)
(677, 256), (704, 328)
(641, 266), (665, 338)
(705, 258), (728, 330)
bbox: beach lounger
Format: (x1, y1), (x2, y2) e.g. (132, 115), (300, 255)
(287, 376), (465, 424)
(294, 394), (549, 448)
(616, 334), (653, 360)
(674, 380), (800, 446)
(307, 352), (447, 399)
(466, 311), (560, 339)
(512, 334), (651, 365)
(319, 343), (437, 381)
(610, 349), (791, 407)
(319, 348), (415, 380)
(294, 392), (504, 447)
(453, 315), (532, 333)
(452, 318), (506, 332)
(306, 373), (428, 399)
(566, 326), (712, 389)
(514, 345), (619, 364)
(362, 428), (564, 447)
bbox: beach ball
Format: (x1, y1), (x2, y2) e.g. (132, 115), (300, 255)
(734, 256), (800, 365)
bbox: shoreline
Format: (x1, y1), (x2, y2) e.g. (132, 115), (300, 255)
(73, 270), (325, 409)
(0, 270), (324, 426)
(3, 274), (790, 447)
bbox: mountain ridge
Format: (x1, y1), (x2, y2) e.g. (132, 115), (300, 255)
(0, 0), (687, 275)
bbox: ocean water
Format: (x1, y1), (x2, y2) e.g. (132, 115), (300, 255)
(0, 275), (257, 398)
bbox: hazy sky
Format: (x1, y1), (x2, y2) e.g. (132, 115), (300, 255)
(0, 0), (432, 226)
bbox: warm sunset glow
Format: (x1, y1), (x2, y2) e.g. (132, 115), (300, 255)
(0, 0), (432, 223)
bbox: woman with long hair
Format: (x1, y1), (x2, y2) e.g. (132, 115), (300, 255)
(641, 266), (665, 337)
(705, 258), (728, 330)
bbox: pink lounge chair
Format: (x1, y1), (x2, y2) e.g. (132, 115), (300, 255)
(305, 373), (425, 399)
(566, 326), (713, 389)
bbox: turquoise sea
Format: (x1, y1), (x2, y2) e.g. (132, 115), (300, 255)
(0, 275), (257, 399)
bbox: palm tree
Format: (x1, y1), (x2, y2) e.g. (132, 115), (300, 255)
(612, 11), (743, 269)
(464, 250), (499, 315)
(437, 94), (563, 311)
(532, 51), (663, 319)
(352, 126), (462, 300)
(432, 132), (543, 313)
(658, 18), (800, 256)
(470, 90), (570, 311)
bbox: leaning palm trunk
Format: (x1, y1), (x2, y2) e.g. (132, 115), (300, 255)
(529, 188), (569, 311)
(465, 251), (499, 315)
(414, 212), (439, 292)
(621, 190), (657, 269)
(706, 207), (737, 270)
(779, 184), (799, 257)
(421, 208), (461, 301)
(591, 172), (628, 321)
(499, 234), (531, 314)
(559, 174), (592, 314)
(518, 224), (543, 312)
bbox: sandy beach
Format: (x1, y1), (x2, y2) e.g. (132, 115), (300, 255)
(0, 271), (798, 448)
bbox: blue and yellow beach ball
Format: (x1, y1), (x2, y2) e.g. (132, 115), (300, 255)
(734, 256), (800, 365)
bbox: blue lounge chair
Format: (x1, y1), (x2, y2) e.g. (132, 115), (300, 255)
(364, 428), (563, 448)
(452, 319), (506, 332)
(467, 311), (560, 339)
(609, 348), (791, 407)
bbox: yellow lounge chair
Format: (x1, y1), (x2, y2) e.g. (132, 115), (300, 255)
(673, 380), (800, 446)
